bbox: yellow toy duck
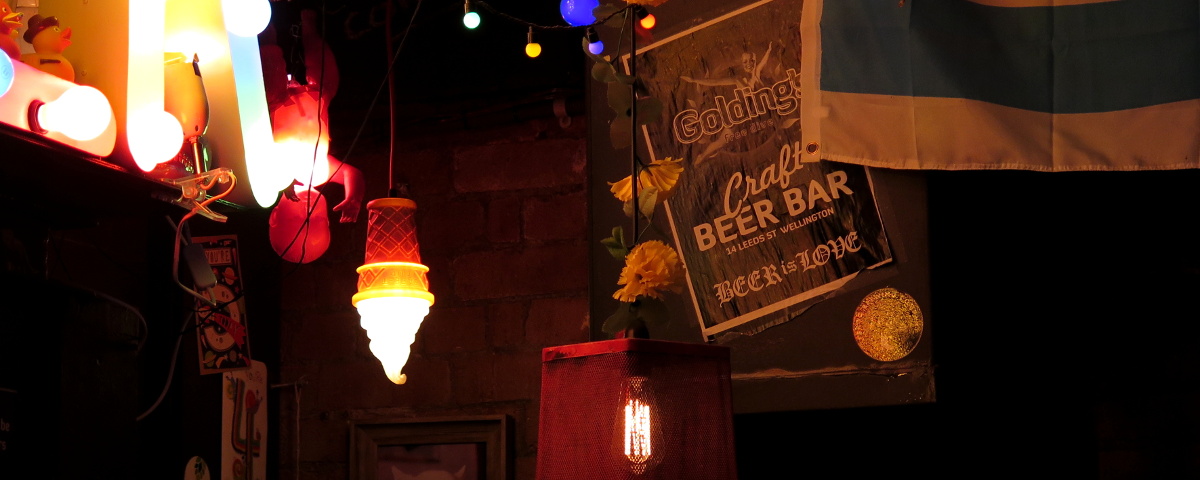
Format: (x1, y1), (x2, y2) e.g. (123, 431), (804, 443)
(21, 14), (73, 82)
(0, 0), (21, 61)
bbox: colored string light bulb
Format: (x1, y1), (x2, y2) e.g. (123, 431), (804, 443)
(559, 0), (599, 27)
(525, 27), (541, 58)
(585, 27), (604, 55)
(462, 0), (480, 29)
(634, 5), (655, 29)
(0, 52), (12, 98)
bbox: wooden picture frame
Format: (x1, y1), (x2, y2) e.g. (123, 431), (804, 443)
(350, 415), (513, 480)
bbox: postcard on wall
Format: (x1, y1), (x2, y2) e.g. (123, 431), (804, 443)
(222, 360), (267, 480)
(627, 0), (893, 340)
(193, 235), (252, 374)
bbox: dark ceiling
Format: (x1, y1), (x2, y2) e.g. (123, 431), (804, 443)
(265, 0), (589, 131)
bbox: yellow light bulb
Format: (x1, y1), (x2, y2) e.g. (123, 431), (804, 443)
(525, 27), (541, 58)
(525, 42), (542, 58)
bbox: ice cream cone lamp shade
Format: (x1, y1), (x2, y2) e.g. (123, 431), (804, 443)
(351, 198), (435, 385)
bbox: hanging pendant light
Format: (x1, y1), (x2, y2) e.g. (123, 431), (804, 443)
(351, 197), (434, 384)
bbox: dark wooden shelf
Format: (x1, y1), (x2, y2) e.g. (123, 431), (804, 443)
(0, 123), (184, 227)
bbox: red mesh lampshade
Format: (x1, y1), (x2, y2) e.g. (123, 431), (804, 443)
(536, 339), (737, 480)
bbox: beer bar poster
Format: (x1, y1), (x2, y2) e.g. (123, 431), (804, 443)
(629, 0), (893, 340)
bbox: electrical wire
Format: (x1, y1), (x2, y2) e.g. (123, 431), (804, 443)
(136, 310), (195, 421)
(472, 0), (631, 31)
(171, 173), (237, 306)
(275, 0), (424, 269)
(273, 0), (624, 266)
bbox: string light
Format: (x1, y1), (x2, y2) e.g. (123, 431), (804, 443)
(634, 5), (655, 30)
(462, 0), (480, 29)
(585, 27), (603, 55)
(458, 2), (655, 77)
(525, 27), (541, 58)
(559, 0), (598, 27)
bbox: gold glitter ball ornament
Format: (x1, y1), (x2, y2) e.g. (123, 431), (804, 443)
(852, 288), (923, 362)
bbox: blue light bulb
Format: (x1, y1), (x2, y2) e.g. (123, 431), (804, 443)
(0, 54), (12, 98)
(560, 0), (599, 27)
(587, 40), (604, 56)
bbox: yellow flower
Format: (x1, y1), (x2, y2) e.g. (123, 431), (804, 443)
(613, 240), (683, 302)
(609, 157), (683, 205)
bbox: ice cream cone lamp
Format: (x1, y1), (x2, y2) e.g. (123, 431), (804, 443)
(351, 198), (434, 385)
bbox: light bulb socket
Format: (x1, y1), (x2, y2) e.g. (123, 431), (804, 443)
(633, 5), (649, 19)
(527, 26), (534, 43)
(585, 27), (599, 43)
(27, 100), (47, 135)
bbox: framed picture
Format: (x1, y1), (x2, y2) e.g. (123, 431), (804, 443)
(350, 415), (512, 480)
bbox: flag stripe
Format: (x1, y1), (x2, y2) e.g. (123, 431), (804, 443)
(820, 0), (1200, 114)
(968, 0), (1119, 6)
(816, 91), (1200, 170)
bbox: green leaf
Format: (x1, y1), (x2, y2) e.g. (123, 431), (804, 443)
(614, 70), (637, 85)
(636, 297), (670, 328)
(607, 80), (632, 115)
(611, 226), (626, 247)
(593, 5), (624, 24)
(602, 304), (635, 334)
(609, 115), (633, 150)
(637, 187), (659, 218)
(635, 97), (665, 125)
(600, 235), (627, 260)
(591, 58), (617, 82)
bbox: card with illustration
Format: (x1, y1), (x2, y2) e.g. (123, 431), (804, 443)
(193, 235), (252, 374)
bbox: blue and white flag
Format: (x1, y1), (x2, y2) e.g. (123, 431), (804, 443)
(801, 0), (1200, 171)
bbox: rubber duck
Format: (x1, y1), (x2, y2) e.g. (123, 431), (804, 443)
(0, 1), (21, 61)
(21, 14), (73, 82)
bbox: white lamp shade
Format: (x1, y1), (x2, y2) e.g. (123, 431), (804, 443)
(356, 296), (431, 384)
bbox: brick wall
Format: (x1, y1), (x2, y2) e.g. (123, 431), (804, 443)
(277, 115), (592, 479)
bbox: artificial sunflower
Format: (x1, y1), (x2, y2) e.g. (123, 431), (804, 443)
(613, 240), (683, 302)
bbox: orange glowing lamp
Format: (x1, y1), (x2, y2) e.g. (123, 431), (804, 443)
(623, 376), (654, 473)
(351, 198), (434, 384)
(270, 87), (332, 189)
(38, 0), (277, 206)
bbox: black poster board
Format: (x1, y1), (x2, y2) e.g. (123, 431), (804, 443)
(587, 0), (933, 413)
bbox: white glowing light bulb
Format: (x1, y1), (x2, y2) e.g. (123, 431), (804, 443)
(127, 109), (184, 171)
(36, 85), (113, 141)
(462, 1), (480, 29)
(356, 296), (432, 384)
(463, 11), (480, 29)
(222, 0), (272, 37)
